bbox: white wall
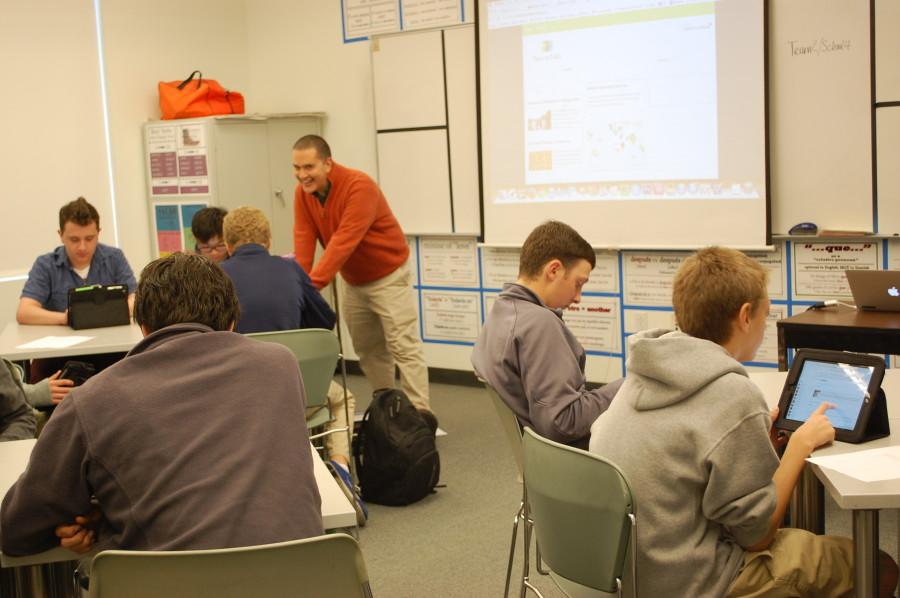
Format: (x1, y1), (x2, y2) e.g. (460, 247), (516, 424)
(1, 0), (488, 376)
(244, 1), (378, 178)
(100, 0), (252, 272)
(241, 0), (478, 372)
(0, 0), (113, 317)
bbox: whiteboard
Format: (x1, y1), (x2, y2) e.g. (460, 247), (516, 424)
(372, 30), (446, 130)
(376, 129), (453, 234)
(875, 0), (900, 102)
(371, 24), (480, 236)
(876, 108), (900, 234)
(769, 0), (873, 234)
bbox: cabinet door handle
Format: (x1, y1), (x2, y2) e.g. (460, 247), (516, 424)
(274, 189), (285, 206)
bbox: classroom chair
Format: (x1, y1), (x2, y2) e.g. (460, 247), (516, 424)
(522, 427), (637, 598)
(247, 329), (352, 458)
(482, 380), (548, 598)
(85, 533), (373, 597)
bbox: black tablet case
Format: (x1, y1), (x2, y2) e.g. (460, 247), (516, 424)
(67, 285), (130, 330)
(775, 349), (889, 444)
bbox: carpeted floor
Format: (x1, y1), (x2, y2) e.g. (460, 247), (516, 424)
(342, 375), (898, 598)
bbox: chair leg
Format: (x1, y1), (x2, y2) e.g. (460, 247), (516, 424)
(332, 285), (361, 539)
(521, 502), (534, 598)
(504, 501), (523, 598)
(535, 535), (549, 575)
(522, 579), (546, 598)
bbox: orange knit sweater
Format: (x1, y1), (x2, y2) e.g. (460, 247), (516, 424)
(294, 162), (409, 288)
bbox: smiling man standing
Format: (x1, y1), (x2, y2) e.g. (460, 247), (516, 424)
(292, 135), (435, 428)
(17, 197), (136, 326)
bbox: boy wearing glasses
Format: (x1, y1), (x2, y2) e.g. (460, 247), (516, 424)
(191, 206), (228, 263)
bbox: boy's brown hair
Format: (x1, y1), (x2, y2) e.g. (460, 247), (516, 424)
(518, 221), (595, 279)
(59, 197), (99, 231)
(672, 246), (768, 345)
(134, 252), (240, 333)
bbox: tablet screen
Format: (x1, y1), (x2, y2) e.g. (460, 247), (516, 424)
(785, 360), (874, 430)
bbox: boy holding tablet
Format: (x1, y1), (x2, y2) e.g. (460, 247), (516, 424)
(590, 247), (897, 597)
(18, 197), (136, 325)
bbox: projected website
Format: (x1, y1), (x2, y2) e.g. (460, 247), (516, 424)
(486, 0), (763, 205)
(523, 9), (716, 183)
(786, 361), (874, 431)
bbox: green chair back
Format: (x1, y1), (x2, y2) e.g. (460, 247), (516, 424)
(247, 329), (339, 417)
(87, 533), (373, 598)
(522, 427), (636, 595)
(483, 382), (524, 478)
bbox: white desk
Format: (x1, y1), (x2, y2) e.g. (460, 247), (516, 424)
(750, 369), (900, 598)
(0, 440), (355, 568)
(0, 323), (144, 362)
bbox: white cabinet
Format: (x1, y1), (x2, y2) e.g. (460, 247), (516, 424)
(144, 113), (324, 257)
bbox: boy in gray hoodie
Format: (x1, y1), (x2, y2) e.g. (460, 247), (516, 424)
(590, 247), (897, 597)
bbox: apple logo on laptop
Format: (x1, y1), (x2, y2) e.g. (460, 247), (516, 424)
(889, 286), (900, 298)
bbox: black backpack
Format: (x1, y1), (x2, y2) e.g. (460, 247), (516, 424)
(354, 388), (440, 506)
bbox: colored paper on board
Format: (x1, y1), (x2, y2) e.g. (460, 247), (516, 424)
(155, 205), (180, 231)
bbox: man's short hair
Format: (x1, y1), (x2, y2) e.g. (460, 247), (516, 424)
(134, 253), (240, 333)
(222, 206), (271, 248)
(59, 197), (99, 231)
(293, 135), (332, 159)
(672, 246), (768, 345)
(191, 207), (228, 243)
(518, 221), (596, 279)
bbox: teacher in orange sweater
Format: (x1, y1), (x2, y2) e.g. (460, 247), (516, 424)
(292, 135), (435, 428)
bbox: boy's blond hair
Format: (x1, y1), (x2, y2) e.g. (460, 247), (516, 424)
(222, 206), (270, 248)
(672, 247), (768, 344)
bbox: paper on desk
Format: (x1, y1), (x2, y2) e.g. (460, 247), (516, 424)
(807, 446), (900, 483)
(16, 336), (93, 350)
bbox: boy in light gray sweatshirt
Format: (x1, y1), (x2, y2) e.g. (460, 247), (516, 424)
(590, 247), (897, 597)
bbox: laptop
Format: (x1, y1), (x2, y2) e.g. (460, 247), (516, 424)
(845, 270), (900, 312)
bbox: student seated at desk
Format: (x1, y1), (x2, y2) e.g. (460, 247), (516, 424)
(2, 358), (73, 409)
(1, 253), (323, 557)
(471, 221), (623, 449)
(220, 206), (363, 522)
(191, 206), (228, 264)
(589, 247), (898, 598)
(0, 361), (35, 441)
(17, 197), (136, 326)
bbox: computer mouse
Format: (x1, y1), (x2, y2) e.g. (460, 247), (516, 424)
(789, 222), (818, 235)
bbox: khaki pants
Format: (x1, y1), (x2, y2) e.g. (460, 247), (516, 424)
(340, 261), (430, 411)
(727, 529), (854, 597)
(321, 380), (355, 461)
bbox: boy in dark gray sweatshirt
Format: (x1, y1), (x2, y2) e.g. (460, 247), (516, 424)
(472, 221), (622, 449)
(590, 247), (897, 597)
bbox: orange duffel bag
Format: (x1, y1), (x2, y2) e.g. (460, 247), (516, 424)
(158, 71), (245, 120)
